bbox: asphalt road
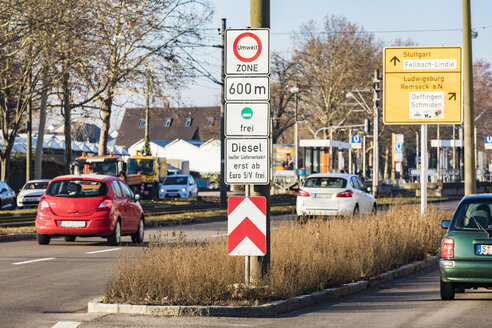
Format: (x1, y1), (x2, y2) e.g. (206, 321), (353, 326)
(0, 198), (482, 328)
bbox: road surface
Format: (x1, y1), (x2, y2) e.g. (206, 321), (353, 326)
(3, 199), (488, 328)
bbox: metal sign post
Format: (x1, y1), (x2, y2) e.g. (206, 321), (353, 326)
(421, 124), (428, 215)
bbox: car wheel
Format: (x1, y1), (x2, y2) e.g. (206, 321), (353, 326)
(353, 204), (360, 216)
(131, 218), (145, 244)
(107, 220), (121, 246)
(440, 279), (455, 300)
(37, 233), (51, 245)
(65, 236), (76, 242)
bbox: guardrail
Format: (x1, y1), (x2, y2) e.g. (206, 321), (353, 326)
(0, 194), (296, 228)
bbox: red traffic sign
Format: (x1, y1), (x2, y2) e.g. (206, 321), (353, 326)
(226, 29), (270, 75)
(228, 196), (266, 256)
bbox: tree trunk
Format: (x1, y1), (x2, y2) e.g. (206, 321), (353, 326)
(98, 95), (112, 155)
(0, 142), (12, 182)
(62, 72), (72, 174)
(34, 75), (49, 179)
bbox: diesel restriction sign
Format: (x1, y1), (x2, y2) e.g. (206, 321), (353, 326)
(225, 76), (269, 101)
(226, 103), (269, 137)
(226, 29), (270, 75)
(225, 138), (269, 185)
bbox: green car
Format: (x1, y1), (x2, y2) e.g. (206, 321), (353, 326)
(440, 194), (492, 300)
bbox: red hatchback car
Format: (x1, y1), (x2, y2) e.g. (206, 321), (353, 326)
(35, 174), (144, 246)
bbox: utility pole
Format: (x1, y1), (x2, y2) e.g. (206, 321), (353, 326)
(349, 129), (352, 174)
(220, 18), (227, 209)
(250, 0), (270, 284)
(26, 96), (32, 182)
(463, 0), (476, 195)
(372, 70), (381, 196)
(293, 84), (299, 178)
(143, 70), (151, 155)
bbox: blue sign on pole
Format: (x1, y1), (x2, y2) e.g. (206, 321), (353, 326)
(351, 136), (361, 144)
(485, 136), (492, 150)
(395, 144), (404, 152)
(351, 135), (362, 149)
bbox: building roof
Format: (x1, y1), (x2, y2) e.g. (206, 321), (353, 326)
(116, 106), (220, 148)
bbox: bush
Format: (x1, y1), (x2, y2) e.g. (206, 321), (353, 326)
(104, 205), (447, 306)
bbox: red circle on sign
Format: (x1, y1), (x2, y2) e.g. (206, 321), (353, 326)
(233, 32), (262, 63)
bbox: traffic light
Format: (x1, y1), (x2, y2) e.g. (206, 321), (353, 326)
(364, 118), (371, 133)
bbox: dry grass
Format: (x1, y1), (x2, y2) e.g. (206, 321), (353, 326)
(0, 226), (35, 235)
(105, 205), (448, 306)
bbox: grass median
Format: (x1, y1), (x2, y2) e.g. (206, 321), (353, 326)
(104, 205), (449, 306)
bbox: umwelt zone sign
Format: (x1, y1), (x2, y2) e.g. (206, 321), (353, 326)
(225, 29), (270, 75)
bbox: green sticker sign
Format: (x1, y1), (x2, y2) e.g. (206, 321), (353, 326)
(241, 107), (253, 119)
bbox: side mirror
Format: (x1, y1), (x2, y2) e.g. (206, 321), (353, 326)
(134, 194), (141, 201)
(441, 220), (450, 229)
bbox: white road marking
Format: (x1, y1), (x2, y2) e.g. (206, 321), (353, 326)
(85, 248), (121, 255)
(51, 322), (81, 328)
(12, 257), (56, 265)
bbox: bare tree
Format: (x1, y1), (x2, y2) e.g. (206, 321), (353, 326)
(270, 52), (298, 144)
(292, 16), (382, 138)
(77, 0), (213, 155)
(0, 1), (46, 181)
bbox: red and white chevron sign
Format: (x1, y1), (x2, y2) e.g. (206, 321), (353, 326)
(228, 196), (266, 256)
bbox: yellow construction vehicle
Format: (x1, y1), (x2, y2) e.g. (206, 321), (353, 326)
(126, 151), (167, 199)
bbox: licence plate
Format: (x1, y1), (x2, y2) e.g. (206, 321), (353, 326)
(60, 220), (86, 228)
(477, 245), (492, 255)
(313, 193), (331, 198)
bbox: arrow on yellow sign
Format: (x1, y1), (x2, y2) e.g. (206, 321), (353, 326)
(390, 56), (400, 66)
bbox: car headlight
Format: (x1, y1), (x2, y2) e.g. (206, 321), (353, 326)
(160, 188), (165, 192)
(181, 188), (186, 192)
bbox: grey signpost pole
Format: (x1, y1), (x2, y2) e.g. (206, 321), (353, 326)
(372, 70), (380, 196)
(220, 18), (227, 209)
(421, 124), (428, 214)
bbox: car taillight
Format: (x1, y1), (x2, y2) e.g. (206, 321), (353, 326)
(39, 199), (50, 211)
(442, 238), (454, 259)
(336, 190), (353, 198)
(298, 190), (310, 197)
(97, 199), (113, 211)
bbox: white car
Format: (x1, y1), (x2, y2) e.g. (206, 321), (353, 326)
(296, 173), (376, 216)
(17, 179), (51, 209)
(159, 175), (198, 199)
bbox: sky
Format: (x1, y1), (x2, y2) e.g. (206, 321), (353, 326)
(173, 0), (492, 107)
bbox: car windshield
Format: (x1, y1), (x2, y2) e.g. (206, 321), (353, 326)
(90, 162), (118, 176)
(46, 179), (108, 198)
(452, 201), (492, 231)
(23, 181), (49, 190)
(127, 158), (154, 175)
(163, 176), (188, 185)
(304, 177), (347, 188)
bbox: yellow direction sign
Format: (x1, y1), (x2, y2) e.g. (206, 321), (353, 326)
(384, 46), (462, 124)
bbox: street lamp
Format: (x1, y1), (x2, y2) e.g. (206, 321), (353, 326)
(290, 85), (300, 179)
